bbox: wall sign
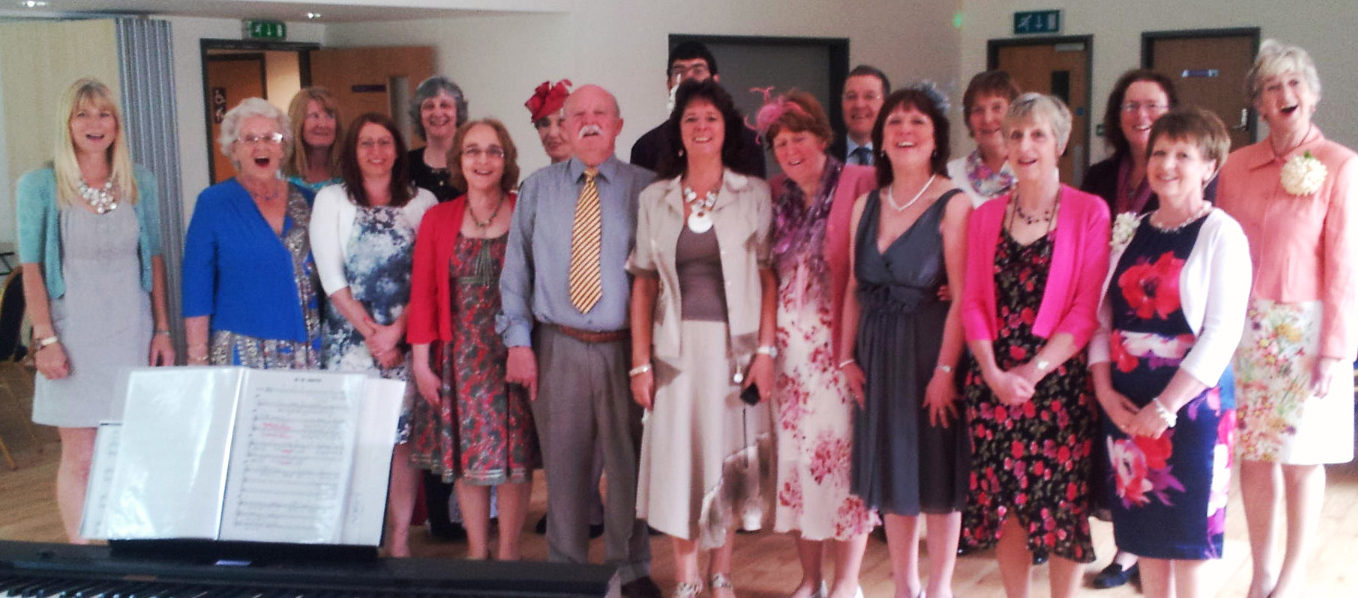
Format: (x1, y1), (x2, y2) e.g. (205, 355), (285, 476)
(1014, 10), (1062, 35)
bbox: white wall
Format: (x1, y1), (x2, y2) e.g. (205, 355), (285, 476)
(957, 0), (1358, 161)
(324, 0), (962, 176)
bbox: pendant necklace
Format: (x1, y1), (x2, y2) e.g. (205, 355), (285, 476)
(885, 174), (936, 212)
(78, 179), (119, 214)
(683, 186), (718, 233)
(467, 193), (505, 233)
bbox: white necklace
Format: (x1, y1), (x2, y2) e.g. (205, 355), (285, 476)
(1150, 203), (1212, 233)
(78, 179), (118, 214)
(683, 186), (718, 233)
(885, 174), (936, 212)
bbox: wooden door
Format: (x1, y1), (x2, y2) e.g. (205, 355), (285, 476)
(308, 46), (435, 145)
(1145, 30), (1259, 150)
(205, 55), (266, 183)
(991, 37), (1092, 187)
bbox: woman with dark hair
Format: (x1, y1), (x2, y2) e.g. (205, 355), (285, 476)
(754, 88), (877, 598)
(407, 76), (469, 202)
(630, 79), (775, 598)
(407, 119), (537, 561)
(1083, 70), (1180, 216)
(839, 85), (972, 598)
(948, 70), (1021, 206)
(309, 112), (436, 556)
(284, 87), (343, 192)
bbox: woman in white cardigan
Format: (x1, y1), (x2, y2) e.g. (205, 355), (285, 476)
(1087, 107), (1251, 598)
(309, 112), (436, 556)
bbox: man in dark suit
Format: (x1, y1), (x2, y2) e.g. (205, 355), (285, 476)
(629, 41), (766, 177)
(829, 64), (890, 166)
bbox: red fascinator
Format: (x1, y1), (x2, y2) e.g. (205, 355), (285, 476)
(525, 79), (572, 123)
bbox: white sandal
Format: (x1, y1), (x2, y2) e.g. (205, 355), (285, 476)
(673, 580), (703, 598)
(709, 573), (734, 596)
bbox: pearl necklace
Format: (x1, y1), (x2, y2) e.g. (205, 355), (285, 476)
(78, 179), (118, 214)
(1149, 204), (1212, 233)
(885, 174), (936, 212)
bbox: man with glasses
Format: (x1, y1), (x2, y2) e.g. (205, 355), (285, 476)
(628, 41), (765, 177)
(830, 64), (891, 166)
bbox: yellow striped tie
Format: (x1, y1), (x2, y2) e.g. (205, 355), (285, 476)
(567, 169), (603, 313)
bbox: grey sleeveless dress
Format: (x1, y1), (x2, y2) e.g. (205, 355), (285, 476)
(30, 205), (152, 427)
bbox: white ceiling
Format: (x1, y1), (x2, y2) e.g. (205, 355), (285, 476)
(0, 0), (570, 23)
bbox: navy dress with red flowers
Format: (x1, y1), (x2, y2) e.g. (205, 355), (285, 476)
(962, 229), (1096, 563)
(1104, 216), (1234, 560)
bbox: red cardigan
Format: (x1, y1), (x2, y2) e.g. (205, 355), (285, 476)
(769, 163), (876, 361)
(407, 193), (517, 344)
(961, 185), (1110, 347)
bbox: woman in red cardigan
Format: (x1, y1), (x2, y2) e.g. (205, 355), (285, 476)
(406, 118), (537, 560)
(958, 93), (1110, 598)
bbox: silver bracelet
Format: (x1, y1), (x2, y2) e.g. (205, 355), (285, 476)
(837, 358), (855, 369)
(1151, 397), (1177, 428)
(628, 363), (652, 377)
(936, 364), (954, 374)
(755, 345), (778, 358)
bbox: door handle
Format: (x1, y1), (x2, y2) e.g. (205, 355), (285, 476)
(1234, 108), (1249, 131)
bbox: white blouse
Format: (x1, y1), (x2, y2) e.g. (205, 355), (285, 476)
(309, 183), (437, 296)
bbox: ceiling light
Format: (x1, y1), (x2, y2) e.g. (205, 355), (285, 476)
(20, 1), (50, 8)
(305, 12), (322, 20)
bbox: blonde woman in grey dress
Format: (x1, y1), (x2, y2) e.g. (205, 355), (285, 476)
(17, 79), (174, 542)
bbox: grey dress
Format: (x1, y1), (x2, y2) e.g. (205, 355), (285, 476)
(31, 205), (152, 427)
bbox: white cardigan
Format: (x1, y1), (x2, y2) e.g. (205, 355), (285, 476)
(1088, 208), (1252, 387)
(309, 183), (437, 296)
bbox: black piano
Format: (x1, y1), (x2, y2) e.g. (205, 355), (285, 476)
(0, 540), (617, 597)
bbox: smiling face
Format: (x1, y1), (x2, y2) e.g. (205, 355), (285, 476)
(1257, 70), (1317, 137)
(881, 104), (936, 173)
(231, 115), (286, 181)
(535, 112), (570, 163)
(772, 128), (828, 188)
(355, 122), (397, 181)
(968, 92), (1010, 158)
(679, 98), (725, 161)
(842, 74), (886, 144)
(1147, 136), (1215, 206)
(564, 85), (623, 167)
(419, 89), (459, 141)
(1120, 80), (1171, 157)
(1005, 117), (1060, 183)
(68, 98), (118, 158)
(460, 123), (506, 193)
(301, 99), (337, 150)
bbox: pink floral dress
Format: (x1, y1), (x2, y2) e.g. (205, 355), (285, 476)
(1103, 216), (1234, 559)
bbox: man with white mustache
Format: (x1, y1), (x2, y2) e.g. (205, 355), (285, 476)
(499, 84), (661, 598)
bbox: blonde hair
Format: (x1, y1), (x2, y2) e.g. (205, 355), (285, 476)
(284, 87), (343, 178)
(1246, 39), (1322, 104)
(1004, 92), (1073, 155)
(53, 78), (138, 207)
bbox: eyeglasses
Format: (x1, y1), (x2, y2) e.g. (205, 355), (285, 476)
(1121, 102), (1168, 113)
(358, 138), (395, 150)
(238, 132), (284, 146)
(463, 146), (505, 159)
(669, 64), (710, 79)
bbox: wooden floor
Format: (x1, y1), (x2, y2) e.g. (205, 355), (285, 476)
(2, 364), (1356, 596)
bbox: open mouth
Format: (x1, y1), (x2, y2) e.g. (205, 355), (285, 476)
(1015, 157), (1038, 167)
(253, 157), (271, 167)
(895, 141), (916, 149)
(1281, 104), (1299, 115)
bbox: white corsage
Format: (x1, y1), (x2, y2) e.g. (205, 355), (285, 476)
(1111, 212), (1140, 252)
(1280, 151), (1327, 196)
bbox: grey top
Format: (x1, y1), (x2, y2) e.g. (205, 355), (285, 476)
(498, 155), (654, 346)
(675, 226), (727, 322)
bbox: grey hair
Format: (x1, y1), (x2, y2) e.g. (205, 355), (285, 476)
(1004, 92), (1072, 154)
(408, 76), (469, 141)
(1246, 39), (1321, 104)
(217, 97), (292, 161)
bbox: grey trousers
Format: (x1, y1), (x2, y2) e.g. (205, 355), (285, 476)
(532, 326), (651, 583)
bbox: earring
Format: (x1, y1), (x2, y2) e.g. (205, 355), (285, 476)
(678, 148), (685, 157)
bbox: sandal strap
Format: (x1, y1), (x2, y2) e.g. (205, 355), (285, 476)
(675, 581), (703, 597)
(709, 573), (733, 590)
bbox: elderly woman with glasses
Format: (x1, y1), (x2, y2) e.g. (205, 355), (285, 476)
(182, 97), (321, 369)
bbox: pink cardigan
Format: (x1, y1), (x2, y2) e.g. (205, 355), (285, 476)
(961, 185), (1110, 347)
(770, 163), (876, 361)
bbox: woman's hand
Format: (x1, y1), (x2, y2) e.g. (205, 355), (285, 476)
(148, 333), (175, 367)
(35, 342), (71, 380)
(842, 361), (866, 408)
(630, 368), (655, 410)
(412, 360), (442, 408)
(1095, 386), (1141, 435)
(365, 321), (405, 369)
(986, 368), (1035, 405)
(923, 369), (960, 427)
(745, 353), (775, 403)
(1127, 403), (1170, 438)
(1310, 356), (1341, 397)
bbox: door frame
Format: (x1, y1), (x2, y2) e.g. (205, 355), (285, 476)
(200, 39), (320, 182)
(1141, 27), (1261, 144)
(987, 35), (1094, 177)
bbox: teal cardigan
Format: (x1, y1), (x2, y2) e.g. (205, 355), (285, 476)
(15, 165), (162, 299)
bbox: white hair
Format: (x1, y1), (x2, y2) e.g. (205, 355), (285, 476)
(1246, 39), (1322, 103)
(217, 97), (292, 159)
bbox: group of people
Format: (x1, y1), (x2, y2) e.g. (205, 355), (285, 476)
(18, 37), (1354, 598)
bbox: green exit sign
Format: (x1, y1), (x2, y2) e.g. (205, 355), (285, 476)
(1014, 10), (1061, 35)
(244, 20), (287, 40)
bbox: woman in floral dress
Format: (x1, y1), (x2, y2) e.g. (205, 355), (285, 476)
(407, 119), (537, 560)
(755, 89), (877, 598)
(959, 93), (1109, 598)
(1089, 107), (1251, 598)
(310, 113), (437, 556)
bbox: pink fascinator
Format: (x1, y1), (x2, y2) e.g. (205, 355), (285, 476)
(748, 86), (808, 144)
(525, 79), (572, 122)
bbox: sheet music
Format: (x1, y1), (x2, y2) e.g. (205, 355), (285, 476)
(340, 378), (406, 545)
(218, 371), (362, 543)
(78, 422), (121, 540)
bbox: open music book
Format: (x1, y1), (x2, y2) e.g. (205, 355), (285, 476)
(80, 367), (405, 546)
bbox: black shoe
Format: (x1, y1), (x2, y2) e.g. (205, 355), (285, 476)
(535, 514), (548, 535)
(620, 576), (663, 598)
(1092, 562), (1139, 589)
(588, 523), (605, 539)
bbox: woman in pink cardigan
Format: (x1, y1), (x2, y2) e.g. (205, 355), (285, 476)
(959, 93), (1110, 598)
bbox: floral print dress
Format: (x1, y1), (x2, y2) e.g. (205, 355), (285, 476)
(1104, 217), (1234, 560)
(961, 228), (1096, 563)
